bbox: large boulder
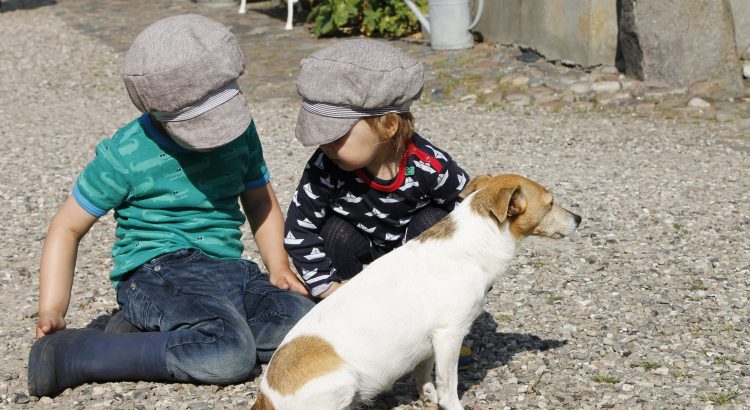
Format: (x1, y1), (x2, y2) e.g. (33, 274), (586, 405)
(729, 0), (750, 58)
(618, 0), (743, 91)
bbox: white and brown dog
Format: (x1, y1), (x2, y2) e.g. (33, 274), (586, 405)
(252, 174), (581, 410)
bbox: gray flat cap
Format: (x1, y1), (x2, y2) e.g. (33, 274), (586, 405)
(122, 14), (251, 150)
(295, 39), (423, 146)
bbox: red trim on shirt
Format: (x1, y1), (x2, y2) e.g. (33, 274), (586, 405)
(355, 139), (444, 192)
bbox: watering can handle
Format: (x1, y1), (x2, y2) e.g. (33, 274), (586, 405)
(404, 0), (430, 34)
(404, 0), (485, 33)
(469, 0), (484, 31)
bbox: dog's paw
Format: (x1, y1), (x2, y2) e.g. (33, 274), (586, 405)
(419, 383), (439, 404)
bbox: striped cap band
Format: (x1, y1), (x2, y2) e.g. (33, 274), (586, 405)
(151, 81), (240, 123)
(302, 99), (411, 119)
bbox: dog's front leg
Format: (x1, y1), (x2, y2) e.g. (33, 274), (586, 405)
(432, 330), (464, 410)
(414, 354), (438, 404)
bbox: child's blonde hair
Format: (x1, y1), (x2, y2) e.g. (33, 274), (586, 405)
(363, 112), (415, 155)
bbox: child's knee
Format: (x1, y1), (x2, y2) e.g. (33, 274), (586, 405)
(284, 292), (315, 322)
(169, 320), (258, 384)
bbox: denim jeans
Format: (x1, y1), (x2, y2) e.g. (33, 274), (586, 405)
(116, 249), (314, 384)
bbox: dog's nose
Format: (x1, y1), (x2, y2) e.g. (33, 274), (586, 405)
(573, 213), (582, 227)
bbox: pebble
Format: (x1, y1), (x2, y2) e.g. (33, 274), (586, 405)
(688, 97), (712, 108)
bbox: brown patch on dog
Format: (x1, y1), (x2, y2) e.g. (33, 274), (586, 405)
(251, 392), (275, 410)
(464, 174), (568, 240)
(265, 335), (344, 396)
(415, 215), (457, 242)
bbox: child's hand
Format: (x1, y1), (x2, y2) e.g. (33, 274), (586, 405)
(36, 311), (66, 338)
(318, 281), (342, 299)
(269, 268), (309, 296)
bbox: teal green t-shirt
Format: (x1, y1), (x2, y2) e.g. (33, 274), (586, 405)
(73, 114), (270, 286)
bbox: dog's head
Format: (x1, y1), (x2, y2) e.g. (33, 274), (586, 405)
(460, 174), (581, 240)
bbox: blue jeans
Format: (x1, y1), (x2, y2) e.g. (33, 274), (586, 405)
(116, 249), (314, 384)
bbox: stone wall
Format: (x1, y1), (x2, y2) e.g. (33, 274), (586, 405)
(475, 0), (748, 90)
(730, 0), (750, 58)
(475, 0), (618, 67)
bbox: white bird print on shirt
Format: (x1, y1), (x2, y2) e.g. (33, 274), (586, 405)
(456, 173), (467, 190)
(297, 218), (317, 229)
(292, 190), (300, 207)
(399, 177), (419, 191)
(379, 193), (405, 203)
(303, 183), (319, 200)
(332, 205), (349, 215)
(314, 153), (326, 169)
(304, 248), (326, 260)
(320, 176), (335, 189)
(365, 207), (389, 219)
(414, 160), (437, 173)
(301, 268), (318, 280)
(342, 192), (363, 203)
(434, 170), (450, 190)
(356, 223), (376, 233)
(284, 232), (304, 245)
(426, 145), (448, 161)
(398, 217), (412, 226)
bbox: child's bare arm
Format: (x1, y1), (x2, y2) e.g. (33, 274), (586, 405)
(240, 184), (309, 296)
(37, 196), (98, 338)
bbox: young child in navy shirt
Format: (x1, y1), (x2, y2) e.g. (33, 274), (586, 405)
(284, 39), (470, 300)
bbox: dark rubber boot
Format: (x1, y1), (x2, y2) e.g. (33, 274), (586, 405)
(28, 328), (173, 397)
(104, 310), (141, 334)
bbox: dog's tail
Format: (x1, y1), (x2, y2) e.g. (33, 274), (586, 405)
(250, 391), (275, 410)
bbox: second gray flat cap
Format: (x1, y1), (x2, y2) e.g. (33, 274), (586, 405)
(295, 39), (424, 146)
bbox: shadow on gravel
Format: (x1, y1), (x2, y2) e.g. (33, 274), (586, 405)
(370, 311), (568, 408)
(459, 311), (568, 395)
(84, 311), (114, 331)
(0, 0), (57, 13)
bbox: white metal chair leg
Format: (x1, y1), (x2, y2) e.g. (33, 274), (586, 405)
(285, 0), (298, 30)
(239, 0), (247, 14)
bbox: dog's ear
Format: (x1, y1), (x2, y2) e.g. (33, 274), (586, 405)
(460, 174), (493, 199)
(490, 187), (527, 223)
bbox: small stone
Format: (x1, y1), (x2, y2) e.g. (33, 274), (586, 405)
(504, 93), (532, 106)
(40, 397), (54, 405)
(687, 97), (711, 108)
(14, 393), (30, 404)
(591, 81), (621, 93)
(743, 62), (750, 79)
(570, 82), (591, 95)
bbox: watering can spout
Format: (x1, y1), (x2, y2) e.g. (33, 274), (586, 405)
(404, 0), (430, 34)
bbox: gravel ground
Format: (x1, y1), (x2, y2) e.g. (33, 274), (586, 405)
(2, 6), (750, 410)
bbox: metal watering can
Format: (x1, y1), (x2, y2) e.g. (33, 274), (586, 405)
(403, 0), (484, 50)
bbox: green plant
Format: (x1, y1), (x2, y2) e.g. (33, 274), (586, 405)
(308, 0), (427, 38)
(591, 374), (621, 384)
(670, 371), (693, 379)
(639, 361), (661, 370)
(700, 391), (738, 405)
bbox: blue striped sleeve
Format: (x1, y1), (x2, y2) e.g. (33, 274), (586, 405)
(72, 184), (108, 217)
(243, 170), (271, 190)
